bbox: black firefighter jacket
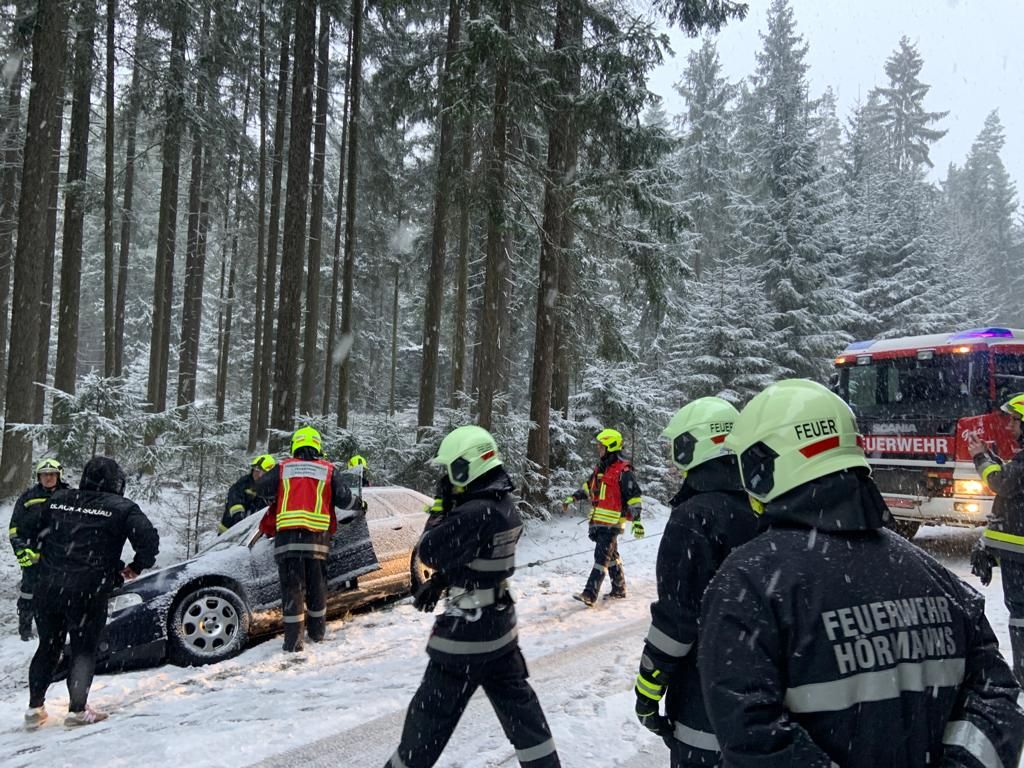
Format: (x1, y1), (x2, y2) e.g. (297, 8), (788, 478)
(25, 487), (159, 595)
(974, 447), (1024, 563)
(698, 469), (1024, 768)
(220, 472), (266, 531)
(9, 480), (69, 558)
(639, 455), (760, 753)
(418, 467), (523, 666)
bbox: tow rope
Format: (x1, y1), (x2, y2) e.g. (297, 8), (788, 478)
(521, 528), (664, 569)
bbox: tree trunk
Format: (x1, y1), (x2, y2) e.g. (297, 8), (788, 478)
(247, 0), (269, 450)
(114, 6), (145, 378)
(526, 0), (582, 481)
(177, 6), (214, 408)
(336, 0), (363, 428)
(418, 0), (461, 433)
(0, 0), (68, 495)
(299, 4), (330, 415)
(389, 263), (399, 417)
(102, 0), (116, 378)
(147, 0), (189, 414)
(256, 5), (292, 442)
(0, 0), (30, 408)
(475, 0), (512, 431)
(322, 22), (352, 416)
(270, 0), (317, 444)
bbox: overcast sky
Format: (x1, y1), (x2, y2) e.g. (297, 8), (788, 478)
(646, 0), (1023, 207)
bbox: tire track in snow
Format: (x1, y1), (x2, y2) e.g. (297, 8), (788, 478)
(248, 616), (650, 767)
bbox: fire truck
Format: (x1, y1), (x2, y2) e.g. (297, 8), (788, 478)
(834, 327), (1024, 538)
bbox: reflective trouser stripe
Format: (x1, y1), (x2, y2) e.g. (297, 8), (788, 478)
(306, 608), (326, 618)
(784, 658), (966, 713)
(283, 614), (304, 624)
(18, 591), (32, 600)
(1009, 618), (1024, 628)
(591, 564), (607, 573)
(646, 624), (693, 658)
(468, 555), (515, 571)
(516, 737), (557, 763)
(673, 721), (720, 752)
(427, 627), (518, 655)
(274, 543), (330, 555)
(388, 751), (409, 768)
(943, 720), (1004, 768)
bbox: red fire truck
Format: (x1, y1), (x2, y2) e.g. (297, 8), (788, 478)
(834, 327), (1024, 538)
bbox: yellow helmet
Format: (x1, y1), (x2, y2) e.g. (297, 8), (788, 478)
(290, 426), (323, 456)
(595, 428), (623, 453)
(35, 458), (63, 480)
(431, 425), (502, 487)
(250, 454), (276, 472)
(1000, 393), (1024, 421)
(348, 455), (368, 469)
(661, 397), (739, 472)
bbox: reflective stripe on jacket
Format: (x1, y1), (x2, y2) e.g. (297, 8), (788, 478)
(276, 458), (334, 533)
(588, 459), (626, 526)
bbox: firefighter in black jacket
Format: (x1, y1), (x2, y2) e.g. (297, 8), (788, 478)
(219, 453), (276, 532)
(22, 456), (159, 729)
(698, 379), (1024, 768)
(255, 426), (366, 652)
(8, 458), (69, 641)
(387, 425), (560, 768)
(563, 428), (644, 606)
(968, 391), (1024, 682)
(634, 398), (760, 767)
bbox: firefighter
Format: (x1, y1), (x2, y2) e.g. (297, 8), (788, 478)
(219, 454), (276, 533)
(22, 456), (159, 729)
(968, 391), (1024, 682)
(255, 426), (366, 652)
(634, 398), (760, 767)
(348, 454), (371, 486)
(698, 379), (1024, 767)
(563, 428), (644, 606)
(8, 459), (69, 641)
(387, 425), (560, 768)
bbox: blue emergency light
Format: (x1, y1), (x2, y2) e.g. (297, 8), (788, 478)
(948, 327), (1014, 340)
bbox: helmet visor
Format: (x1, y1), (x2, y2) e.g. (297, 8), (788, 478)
(450, 457), (471, 485)
(739, 442), (778, 498)
(672, 432), (697, 467)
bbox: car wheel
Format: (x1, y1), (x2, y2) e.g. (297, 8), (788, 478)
(410, 546), (433, 592)
(892, 520), (921, 540)
(168, 585), (250, 666)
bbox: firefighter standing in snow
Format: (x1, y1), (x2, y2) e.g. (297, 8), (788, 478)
(564, 428), (644, 606)
(387, 425), (560, 768)
(968, 391), (1024, 682)
(698, 379), (1024, 767)
(255, 426), (366, 652)
(22, 456), (159, 729)
(634, 398), (760, 767)
(219, 453), (276, 532)
(8, 458), (69, 641)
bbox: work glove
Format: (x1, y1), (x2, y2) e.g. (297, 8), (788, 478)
(562, 496), (574, 513)
(413, 574), (449, 613)
(971, 541), (998, 586)
(15, 548), (40, 567)
(634, 689), (672, 738)
(631, 520), (645, 539)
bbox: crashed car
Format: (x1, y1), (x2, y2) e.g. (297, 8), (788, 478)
(96, 484), (431, 670)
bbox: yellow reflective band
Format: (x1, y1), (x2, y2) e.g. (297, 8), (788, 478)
(626, 496), (642, 506)
(982, 463), (1002, 482)
(749, 496), (765, 515)
(984, 529), (1024, 547)
(23, 498), (46, 507)
(278, 511), (330, 531)
(281, 476), (292, 520)
(217, 524), (228, 533)
(314, 478), (325, 520)
(590, 508), (622, 524)
(429, 498), (444, 512)
(8, 527), (16, 536)
(635, 674), (664, 701)
(599, 483), (607, 501)
(229, 504), (245, 513)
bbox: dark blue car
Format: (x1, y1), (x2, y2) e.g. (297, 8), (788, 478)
(96, 485), (431, 669)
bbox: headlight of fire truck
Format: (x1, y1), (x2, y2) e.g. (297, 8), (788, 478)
(953, 479), (989, 497)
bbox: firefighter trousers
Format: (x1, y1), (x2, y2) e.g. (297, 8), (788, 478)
(29, 582), (107, 711)
(582, 527), (625, 600)
(665, 654), (721, 767)
(1002, 558), (1024, 683)
(277, 557), (328, 652)
(387, 649), (560, 768)
(17, 565), (38, 639)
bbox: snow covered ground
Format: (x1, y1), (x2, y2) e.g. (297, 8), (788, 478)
(0, 497), (1016, 768)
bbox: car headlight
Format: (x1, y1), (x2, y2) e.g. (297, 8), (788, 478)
(108, 592), (143, 613)
(953, 479), (988, 496)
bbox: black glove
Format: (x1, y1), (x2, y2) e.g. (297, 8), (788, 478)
(413, 574), (449, 613)
(634, 691), (672, 738)
(971, 542), (997, 586)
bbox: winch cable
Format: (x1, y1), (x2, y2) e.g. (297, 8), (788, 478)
(519, 527), (665, 570)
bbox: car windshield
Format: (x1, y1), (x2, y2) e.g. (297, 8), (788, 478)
(841, 353), (988, 420)
(196, 514), (260, 555)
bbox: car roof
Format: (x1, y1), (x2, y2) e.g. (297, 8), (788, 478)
(364, 486), (431, 516)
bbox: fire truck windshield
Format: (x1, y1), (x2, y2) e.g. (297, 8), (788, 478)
(840, 353), (988, 420)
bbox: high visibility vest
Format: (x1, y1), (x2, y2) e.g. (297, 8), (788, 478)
(275, 458), (333, 533)
(588, 459), (627, 526)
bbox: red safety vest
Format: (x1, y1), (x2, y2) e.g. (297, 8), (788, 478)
(272, 458), (336, 534)
(588, 459), (628, 527)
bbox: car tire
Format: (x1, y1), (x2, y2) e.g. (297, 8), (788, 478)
(410, 546), (433, 592)
(168, 585), (250, 666)
(892, 520), (921, 540)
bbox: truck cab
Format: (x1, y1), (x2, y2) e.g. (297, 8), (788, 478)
(834, 327), (1024, 538)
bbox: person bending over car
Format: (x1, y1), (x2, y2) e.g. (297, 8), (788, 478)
(22, 456), (159, 729)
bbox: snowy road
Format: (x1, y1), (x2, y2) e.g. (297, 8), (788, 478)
(0, 510), (1018, 767)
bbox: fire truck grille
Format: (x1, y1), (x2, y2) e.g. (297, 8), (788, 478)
(870, 466), (953, 498)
